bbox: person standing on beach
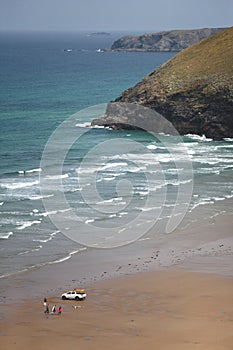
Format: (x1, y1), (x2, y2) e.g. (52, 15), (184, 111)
(51, 305), (56, 313)
(43, 298), (49, 314)
(57, 306), (62, 315)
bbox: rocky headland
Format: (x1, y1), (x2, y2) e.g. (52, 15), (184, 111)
(92, 27), (233, 140)
(110, 28), (224, 52)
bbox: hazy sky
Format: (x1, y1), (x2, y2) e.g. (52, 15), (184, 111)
(0, 0), (232, 32)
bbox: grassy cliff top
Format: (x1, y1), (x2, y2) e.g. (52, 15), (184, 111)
(131, 26), (233, 98)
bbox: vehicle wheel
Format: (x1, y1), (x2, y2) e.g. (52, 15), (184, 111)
(62, 296), (66, 300)
(75, 296), (80, 300)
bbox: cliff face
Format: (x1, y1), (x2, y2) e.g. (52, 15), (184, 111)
(111, 28), (224, 52)
(92, 27), (233, 140)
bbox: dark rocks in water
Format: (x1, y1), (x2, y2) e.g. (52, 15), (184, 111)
(111, 28), (224, 52)
(92, 27), (233, 140)
(91, 102), (178, 135)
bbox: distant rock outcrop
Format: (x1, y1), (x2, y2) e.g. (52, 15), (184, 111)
(92, 27), (233, 140)
(111, 28), (224, 52)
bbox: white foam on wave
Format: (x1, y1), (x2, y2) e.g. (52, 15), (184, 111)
(18, 168), (41, 174)
(190, 199), (214, 211)
(0, 231), (13, 239)
(75, 122), (91, 128)
(45, 174), (69, 180)
(225, 194), (233, 199)
(27, 168), (42, 173)
(213, 196), (226, 201)
(38, 208), (71, 217)
(1, 180), (39, 190)
(224, 138), (233, 141)
(97, 197), (123, 205)
(33, 230), (59, 243)
(76, 167), (96, 175)
(0, 202), (4, 206)
(17, 220), (41, 230)
(118, 211), (128, 217)
(216, 144), (233, 149)
(190, 193), (232, 212)
(102, 176), (116, 181)
(136, 190), (149, 196)
(101, 162), (128, 170)
(185, 134), (213, 142)
(85, 219), (95, 224)
(196, 168), (221, 175)
(47, 248), (87, 265)
(18, 245), (43, 255)
(166, 168), (184, 174)
(139, 206), (161, 212)
(146, 144), (157, 150)
(29, 194), (54, 201)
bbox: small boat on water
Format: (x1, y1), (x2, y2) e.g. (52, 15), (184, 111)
(64, 48), (72, 52)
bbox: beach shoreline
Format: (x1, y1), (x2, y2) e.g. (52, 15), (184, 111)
(0, 206), (232, 303)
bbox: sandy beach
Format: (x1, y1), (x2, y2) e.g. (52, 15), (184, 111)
(1, 270), (233, 350)
(0, 209), (233, 350)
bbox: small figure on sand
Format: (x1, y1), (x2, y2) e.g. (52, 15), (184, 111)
(51, 305), (56, 313)
(57, 306), (62, 315)
(44, 304), (49, 314)
(43, 298), (49, 314)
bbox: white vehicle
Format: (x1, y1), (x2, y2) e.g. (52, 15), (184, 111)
(61, 289), (87, 300)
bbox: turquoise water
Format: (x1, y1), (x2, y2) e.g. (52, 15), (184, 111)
(0, 32), (232, 278)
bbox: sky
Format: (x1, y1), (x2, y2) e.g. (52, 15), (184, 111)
(0, 0), (232, 32)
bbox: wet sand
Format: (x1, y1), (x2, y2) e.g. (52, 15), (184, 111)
(0, 211), (233, 349)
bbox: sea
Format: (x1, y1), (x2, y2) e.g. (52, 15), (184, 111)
(0, 31), (233, 279)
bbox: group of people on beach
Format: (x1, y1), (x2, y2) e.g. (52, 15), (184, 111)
(44, 298), (62, 315)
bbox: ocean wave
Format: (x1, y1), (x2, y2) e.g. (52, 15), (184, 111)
(216, 144), (233, 149)
(18, 168), (42, 174)
(37, 208), (71, 217)
(48, 248), (87, 264)
(28, 194), (54, 201)
(185, 134), (213, 142)
(194, 157), (233, 166)
(97, 197), (124, 205)
(190, 199), (215, 211)
(0, 202), (4, 206)
(118, 211), (128, 217)
(223, 138), (233, 141)
(0, 180), (39, 190)
(16, 220), (41, 230)
(139, 206), (161, 212)
(18, 245), (43, 255)
(101, 162), (128, 170)
(213, 196), (226, 201)
(190, 194), (233, 211)
(102, 176), (116, 181)
(85, 219), (95, 224)
(45, 173), (69, 180)
(32, 230), (59, 243)
(146, 144), (158, 150)
(0, 247), (87, 280)
(0, 231), (13, 239)
(75, 122), (91, 128)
